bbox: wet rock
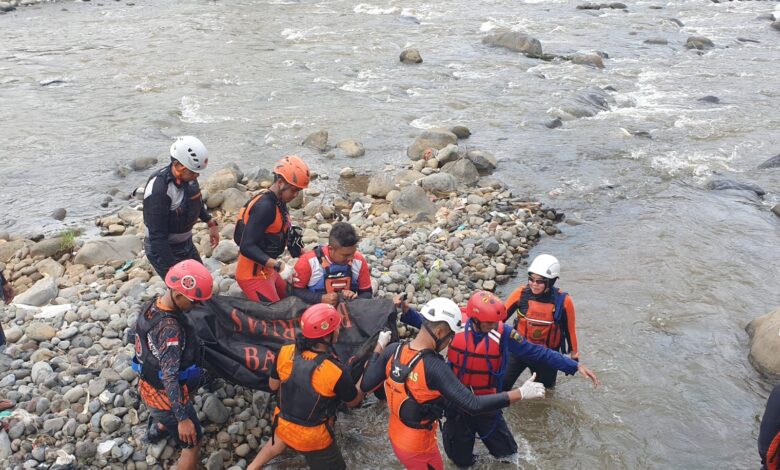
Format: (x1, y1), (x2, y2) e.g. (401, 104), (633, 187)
(482, 30), (543, 58)
(644, 37), (668, 45)
(697, 95), (720, 104)
(666, 18), (684, 27)
(747, 307), (780, 377)
(546, 118), (563, 129)
(771, 21), (780, 31)
(737, 37), (760, 44)
(302, 130), (329, 152)
(336, 139), (366, 158)
(213, 240), (239, 263)
(51, 208), (67, 221)
(436, 144), (460, 165)
(706, 178), (765, 197)
(772, 204), (780, 218)
(367, 173), (396, 198)
(130, 157), (158, 171)
(407, 129), (458, 161)
(465, 150), (497, 174)
(572, 53), (605, 69)
(576, 3), (601, 9)
(203, 395), (229, 424)
(758, 154), (780, 170)
(74, 236), (142, 267)
(449, 126), (471, 139)
(0, 3), (17, 13)
(400, 48), (423, 64)
(392, 185), (436, 218)
(685, 36), (714, 50)
(441, 159), (480, 186)
(15, 277), (58, 306)
(420, 173), (458, 194)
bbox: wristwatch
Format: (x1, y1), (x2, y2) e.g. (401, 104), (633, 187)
(274, 261), (283, 272)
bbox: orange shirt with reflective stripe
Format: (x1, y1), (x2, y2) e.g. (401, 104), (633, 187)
(384, 346), (442, 453)
(274, 344), (345, 452)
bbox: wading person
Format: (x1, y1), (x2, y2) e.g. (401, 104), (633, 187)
(502, 254), (581, 389)
(360, 297), (546, 470)
(247, 303), (391, 470)
(143, 136), (219, 278)
(133, 260), (213, 470)
(444, 290), (599, 467)
(759, 383), (780, 470)
(235, 155), (309, 302)
(291, 222), (373, 306)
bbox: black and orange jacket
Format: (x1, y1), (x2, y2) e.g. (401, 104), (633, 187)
(505, 286), (578, 354)
(236, 191), (291, 281)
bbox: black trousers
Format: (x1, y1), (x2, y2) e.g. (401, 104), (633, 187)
(501, 355), (559, 391)
(442, 409), (517, 468)
(301, 441), (346, 470)
(145, 237), (202, 279)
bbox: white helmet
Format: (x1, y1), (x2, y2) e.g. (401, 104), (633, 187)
(170, 136), (209, 172)
(420, 297), (463, 333)
(528, 254), (560, 279)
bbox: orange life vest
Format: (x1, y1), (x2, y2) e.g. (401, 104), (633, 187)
(447, 322), (506, 395)
(235, 190), (290, 280)
(384, 344), (445, 453)
(513, 287), (568, 351)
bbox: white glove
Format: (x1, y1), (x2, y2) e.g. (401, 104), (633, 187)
(279, 264), (297, 282)
(377, 331), (392, 348)
(518, 373), (545, 400)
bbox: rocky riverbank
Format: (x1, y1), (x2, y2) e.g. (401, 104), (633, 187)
(0, 127), (564, 469)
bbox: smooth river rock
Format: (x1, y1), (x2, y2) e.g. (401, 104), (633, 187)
(74, 236), (142, 267)
(747, 307), (780, 377)
(482, 30), (543, 58)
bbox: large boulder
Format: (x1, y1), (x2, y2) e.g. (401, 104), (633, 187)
(130, 157), (158, 171)
(203, 167), (239, 193)
(685, 36), (714, 50)
(706, 178), (765, 197)
(436, 144), (460, 165)
(74, 236), (142, 267)
(465, 150), (497, 174)
(758, 154), (780, 170)
(400, 48), (423, 64)
(572, 53), (605, 69)
(420, 173), (458, 194)
(302, 130), (329, 152)
(441, 159), (480, 186)
(14, 277), (58, 307)
(220, 188), (250, 213)
(367, 173), (396, 198)
(117, 207), (143, 225)
(747, 308), (780, 377)
(36, 259), (65, 278)
(394, 169), (426, 187)
(30, 238), (67, 259)
(336, 139), (366, 158)
(406, 129), (458, 161)
(482, 30), (543, 58)
(392, 185), (436, 218)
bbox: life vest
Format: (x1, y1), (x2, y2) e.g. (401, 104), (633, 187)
(768, 431), (780, 470)
(144, 165), (206, 242)
(277, 349), (340, 429)
(385, 343), (444, 434)
(308, 246), (358, 294)
(235, 190), (291, 279)
(512, 287), (569, 352)
(447, 321), (507, 395)
(132, 300), (202, 390)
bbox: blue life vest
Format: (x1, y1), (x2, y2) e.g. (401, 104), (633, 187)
(308, 246), (358, 294)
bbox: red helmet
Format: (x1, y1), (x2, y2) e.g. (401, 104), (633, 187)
(465, 290), (507, 322)
(165, 260), (214, 301)
(274, 155), (310, 190)
(301, 304), (342, 339)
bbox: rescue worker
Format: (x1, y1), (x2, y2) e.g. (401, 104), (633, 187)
(444, 290), (599, 467)
(133, 259), (213, 470)
(292, 222), (372, 306)
(502, 254), (581, 389)
(235, 155), (309, 302)
(247, 303), (392, 470)
(759, 383), (780, 470)
(0, 270), (14, 347)
(143, 136), (219, 279)
(361, 297), (546, 470)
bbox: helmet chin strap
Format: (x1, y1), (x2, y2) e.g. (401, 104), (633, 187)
(424, 323), (452, 352)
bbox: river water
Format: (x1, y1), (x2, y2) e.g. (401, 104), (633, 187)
(2, 0), (780, 468)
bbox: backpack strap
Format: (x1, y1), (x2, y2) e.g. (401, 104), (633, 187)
(552, 288), (571, 354)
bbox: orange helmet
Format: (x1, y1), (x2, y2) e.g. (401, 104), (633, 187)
(300, 304), (341, 339)
(273, 155), (310, 189)
(465, 290), (507, 322)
